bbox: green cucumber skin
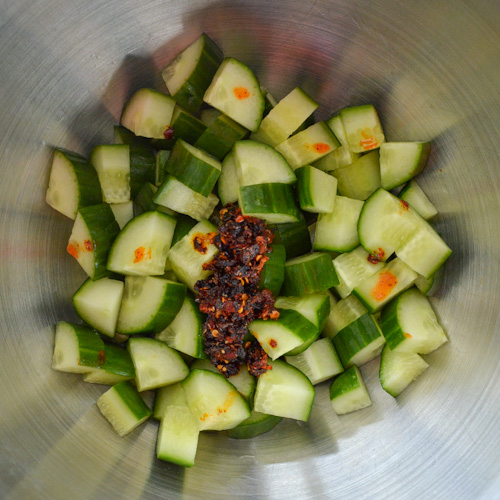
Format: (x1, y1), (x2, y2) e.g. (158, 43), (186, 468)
(333, 313), (383, 367)
(329, 365), (361, 400)
(149, 281), (187, 333)
(101, 345), (135, 378)
(156, 150), (171, 186)
(171, 215), (198, 247)
(57, 148), (103, 209)
(79, 204), (121, 280)
(171, 107), (207, 144)
(72, 323), (106, 368)
(133, 182), (158, 216)
(282, 253), (339, 296)
(227, 412), (282, 439)
(168, 34), (224, 114)
(271, 215), (312, 259)
(165, 140), (221, 197)
(258, 244), (286, 297)
(112, 380), (152, 420)
(194, 113), (248, 160)
(379, 294), (405, 350)
(239, 183), (300, 222)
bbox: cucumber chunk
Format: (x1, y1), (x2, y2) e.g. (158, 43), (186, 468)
(253, 360), (315, 422)
(155, 150), (171, 187)
(182, 369), (251, 431)
(286, 338), (344, 385)
(154, 175), (219, 221)
(156, 405), (200, 467)
(107, 211), (176, 276)
(275, 121), (340, 170)
(332, 246), (385, 298)
(203, 57), (265, 132)
(162, 33), (223, 114)
(73, 277), (124, 337)
(353, 258), (418, 313)
(250, 87), (318, 147)
(239, 183), (300, 223)
(329, 366), (372, 415)
(271, 213), (312, 259)
(168, 219), (219, 291)
(339, 105), (385, 153)
(282, 252), (339, 296)
(217, 152), (239, 206)
(233, 140), (296, 186)
(117, 276), (186, 334)
(128, 337), (189, 391)
(46, 149), (102, 219)
(249, 309), (318, 360)
(153, 382), (188, 420)
(171, 215), (198, 247)
(133, 182), (173, 217)
(51, 322), (105, 374)
(83, 345), (135, 385)
(332, 150), (381, 201)
(227, 410), (282, 439)
(170, 105), (207, 144)
(110, 201), (134, 229)
(313, 115), (360, 172)
(296, 165), (337, 213)
(322, 294), (367, 339)
(274, 292), (330, 330)
(155, 294), (206, 358)
(313, 196), (364, 253)
(379, 345), (429, 397)
(67, 204), (120, 280)
(415, 265), (444, 296)
(380, 142), (431, 190)
(379, 287), (448, 354)
(399, 179), (438, 220)
(333, 313), (385, 368)
(121, 88), (176, 139)
(258, 244), (286, 297)
(165, 139), (221, 196)
(90, 144), (131, 203)
(97, 380), (152, 437)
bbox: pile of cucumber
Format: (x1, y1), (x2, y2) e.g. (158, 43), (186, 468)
(46, 33), (451, 467)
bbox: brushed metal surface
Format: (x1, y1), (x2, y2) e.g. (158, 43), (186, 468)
(0, 1), (499, 499)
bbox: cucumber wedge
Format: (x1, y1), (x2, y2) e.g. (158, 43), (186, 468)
(203, 57), (264, 132)
(329, 366), (372, 415)
(162, 33), (223, 114)
(339, 105), (385, 153)
(46, 148), (102, 219)
(97, 380), (152, 437)
(253, 360), (315, 422)
(258, 244), (286, 297)
(153, 382), (188, 420)
(83, 345), (135, 385)
(398, 179), (438, 220)
(271, 213), (312, 259)
(107, 211), (176, 276)
(274, 292), (330, 330)
(170, 105), (207, 144)
(322, 294), (367, 339)
(227, 410), (282, 439)
(217, 152), (239, 206)
(110, 201), (134, 229)
(379, 345), (429, 397)
(296, 165), (337, 213)
(182, 369), (251, 431)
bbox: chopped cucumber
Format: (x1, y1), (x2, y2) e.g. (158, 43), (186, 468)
(329, 366), (372, 415)
(271, 213), (312, 258)
(155, 150), (171, 187)
(107, 211), (176, 276)
(379, 345), (429, 397)
(353, 258), (418, 313)
(203, 57), (265, 132)
(339, 105), (385, 153)
(154, 175), (219, 221)
(117, 276), (186, 334)
(253, 360), (315, 421)
(282, 252), (339, 296)
(233, 140), (296, 186)
(296, 165), (337, 213)
(170, 105), (207, 144)
(121, 88), (176, 139)
(133, 182), (173, 217)
(250, 87), (318, 146)
(322, 294), (367, 339)
(162, 33), (223, 114)
(399, 179), (438, 220)
(90, 144), (130, 204)
(380, 142), (431, 190)
(155, 294), (206, 358)
(379, 287), (448, 354)
(258, 244), (286, 297)
(46, 148), (102, 219)
(415, 265), (444, 296)
(153, 382), (187, 420)
(313, 196), (364, 253)
(285, 338), (344, 385)
(165, 139), (221, 196)
(97, 380), (152, 437)
(51, 322), (105, 374)
(239, 182), (300, 223)
(217, 152), (239, 206)
(83, 345), (135, 385)
(332, 150), (381, 201)
(275, 121), (340, 170)
(67, 204), (120, 280)
(156, 405), (200, 467)
(182, 369), (251, 431)
(110, 201), (134, 229)
(227, 410), (282, 439)
(72, 277), (124, 337)
(128, 337), (189, 391)
(274, 292), (330, 330)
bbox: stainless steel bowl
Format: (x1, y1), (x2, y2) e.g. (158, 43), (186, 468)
(1, 1), (499, 498)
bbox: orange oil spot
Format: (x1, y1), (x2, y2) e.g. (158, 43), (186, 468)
(134, 246), (151, 263)
(234, 87), (250, 100)
(360, 129), (379, 150)
(67, 243), (79, 258)
(312, 142), (331, 154)
(400, 200), (409, 211)
(192, 232), (217, 255)
(371, 271), (398, 301)
(84, 240), (93, 251)
(269, 339), (278, 348)
(404, 333), (412, 339)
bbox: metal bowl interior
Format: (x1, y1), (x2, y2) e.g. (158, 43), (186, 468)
(0, 1), (499, 499)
